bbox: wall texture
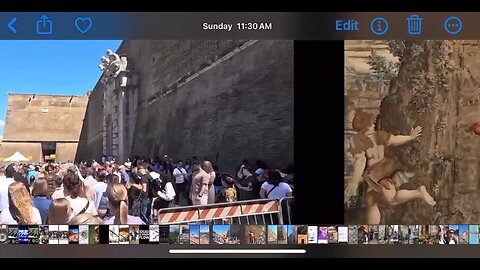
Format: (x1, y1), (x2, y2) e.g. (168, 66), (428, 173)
(80, 40), (294, 174)
(3, 94), (88, 142)
(1, 94), (88, 163)
(0, 142), (41, 162)
(76, 83), (105, 162)
(129, 40), (294, 174)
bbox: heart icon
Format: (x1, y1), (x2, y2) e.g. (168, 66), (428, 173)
(75, 17), (92, 34)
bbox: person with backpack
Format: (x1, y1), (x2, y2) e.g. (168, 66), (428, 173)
(152, 173), (176, 222)
(103, 183), (145, 225)
(235, 165), (258, 201)
(259, 170), (292, 200)
(216, 174), (237, 203)
(64, 173), (97, 217)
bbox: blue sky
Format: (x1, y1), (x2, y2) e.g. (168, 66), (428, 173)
(213, 225), (229, 234)
(190, 225), (199, 237)
(268, 225), (277, 234)
(0, 40), (122, 138)
(200, 225), (209, 233)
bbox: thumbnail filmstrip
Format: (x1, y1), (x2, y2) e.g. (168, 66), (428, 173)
(29, 225), (39, 244)
(307, 225), (317, 244)
(119, 225), (129, 244)
(287, 225), (297, 245)
(69, 225), (79, 244)
(211, 225), (241, 245)
(277, 225), (287, 244)
(39, 225), (48, 244)
(245, 225), (266, 245)
(297, 225), (307, 244)
(109, 225), (119, 244)
(59, 225), (68, 244)
(469, 225), (478, 244)
(267, 225), (277, 244)
(179, 225), (189, 244)
(18, 226), (28, 244)
(79, 225), (89, 244)
(8, 225), (18, 244)
(139, 225), (149, 244)
(409, 225), (419, 244)
(149, 225), (159, 244)
(129, 225), (139, 244)
(169, 225), (180, 244)
(348, 225), (357, 244)
(337, 226), (348, 243)
(459, 225), (468, 244)
(189, 224), (199, 244)
(327, 226), (337, 244)
(48, 225), (58, 244)
(0, 225), (8, 244)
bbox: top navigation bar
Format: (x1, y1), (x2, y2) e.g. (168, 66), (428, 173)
(0, 12), (477, 40)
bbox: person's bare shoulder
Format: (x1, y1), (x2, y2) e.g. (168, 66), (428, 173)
(201, 171), (210, 183)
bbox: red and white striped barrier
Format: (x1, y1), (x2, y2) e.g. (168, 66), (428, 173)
(158, 199), (280, 225)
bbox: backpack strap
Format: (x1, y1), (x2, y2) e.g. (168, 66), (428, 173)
(266, 183), (279, 197)
(78, 200), (90, 215)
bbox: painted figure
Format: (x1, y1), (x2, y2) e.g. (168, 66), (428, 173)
(345, 109), (436, 224)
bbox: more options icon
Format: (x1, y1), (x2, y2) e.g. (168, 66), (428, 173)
(370, 17), (388, 35)
(444, 16), (462, 35)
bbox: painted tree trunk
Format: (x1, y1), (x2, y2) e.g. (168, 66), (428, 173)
(377, 40), (480, 224)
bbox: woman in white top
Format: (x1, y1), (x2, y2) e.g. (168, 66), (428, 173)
(259, 170), (293, 200)
(0, 182), (42, 225)
(63, 173), (97, 216)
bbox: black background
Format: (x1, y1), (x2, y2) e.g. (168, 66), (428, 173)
(0, 0), (479, 262)
(99, 225), (109, 244)
(294, 41), (344, 225)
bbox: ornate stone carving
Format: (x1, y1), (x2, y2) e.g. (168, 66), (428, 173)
(99, 49), (127, 84)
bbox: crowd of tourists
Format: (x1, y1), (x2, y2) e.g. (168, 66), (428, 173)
(0, 155), (294, 225)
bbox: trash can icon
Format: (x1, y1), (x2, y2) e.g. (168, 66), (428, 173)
(407, 15), (423, 34)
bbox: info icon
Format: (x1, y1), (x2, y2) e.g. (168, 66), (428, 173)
(370, 17), (388, 35)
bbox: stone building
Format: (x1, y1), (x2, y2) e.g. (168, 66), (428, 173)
(0, 93), (88, 163)
(77, 40), (294, 174)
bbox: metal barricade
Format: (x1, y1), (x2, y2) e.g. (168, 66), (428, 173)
(278, 196), (294, 225)
(157, 198), (287, 225)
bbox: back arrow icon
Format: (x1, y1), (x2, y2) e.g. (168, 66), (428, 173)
(8, 18), (17, 33)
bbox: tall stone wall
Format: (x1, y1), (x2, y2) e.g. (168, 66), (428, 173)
(79, 40), (294, 174)
(76, 83), (105, 162)
(122, 40), (294, 174)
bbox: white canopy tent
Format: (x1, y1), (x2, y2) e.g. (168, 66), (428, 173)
(4, 151), (29, 162)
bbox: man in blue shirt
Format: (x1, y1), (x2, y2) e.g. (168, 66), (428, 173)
(118, 165), (130, 185)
